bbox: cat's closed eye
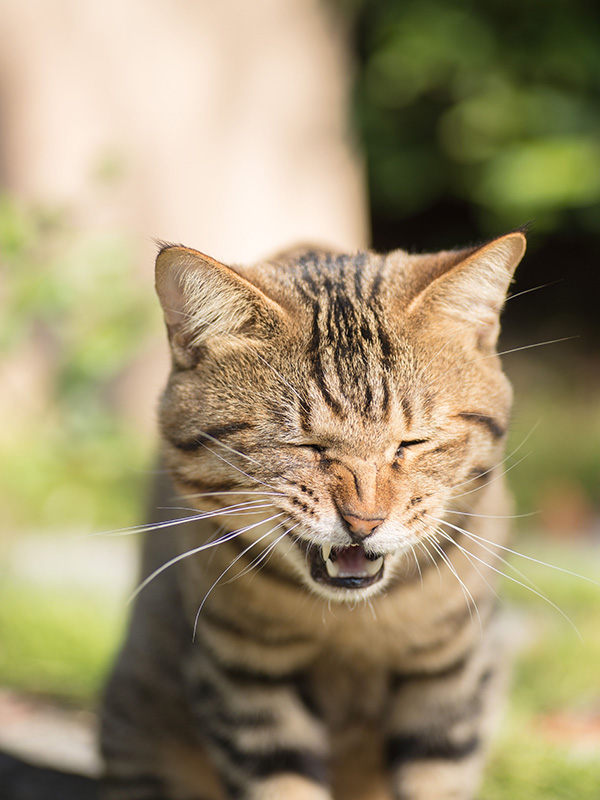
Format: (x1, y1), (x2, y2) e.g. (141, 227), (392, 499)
(295, 443), (327, 454)
(394, 439), (427, 459)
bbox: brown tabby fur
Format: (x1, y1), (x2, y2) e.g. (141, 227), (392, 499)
(100, 232), (527, 800)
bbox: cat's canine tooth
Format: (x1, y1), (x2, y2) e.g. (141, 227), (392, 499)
(321, 543), (332, 562)
(364, 556), (384, 577)
(325, 557), (340, 578)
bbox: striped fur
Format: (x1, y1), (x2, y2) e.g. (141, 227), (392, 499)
(101, 233), (526, 800)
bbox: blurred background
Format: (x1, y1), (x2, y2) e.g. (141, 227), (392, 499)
(0, 0), (599, 796)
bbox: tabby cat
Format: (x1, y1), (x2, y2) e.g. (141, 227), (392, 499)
(100, 231), (527, 800)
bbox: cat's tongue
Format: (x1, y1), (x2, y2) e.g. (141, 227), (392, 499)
(324, 544), (384, 579)
(333, 546), (370, 576)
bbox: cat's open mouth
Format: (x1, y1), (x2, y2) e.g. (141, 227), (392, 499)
(295, 539), (385, 590)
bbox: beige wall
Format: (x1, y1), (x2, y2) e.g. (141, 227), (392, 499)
(0, 0), (369, 435)
(0, 0), (368, 264)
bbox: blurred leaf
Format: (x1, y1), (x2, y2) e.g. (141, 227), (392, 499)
(0, 196), (157, 531)
(477, 138), (600, 214)
(352, 0), (600, 234)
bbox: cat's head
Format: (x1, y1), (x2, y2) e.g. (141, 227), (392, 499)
(155, 233), (526, 602)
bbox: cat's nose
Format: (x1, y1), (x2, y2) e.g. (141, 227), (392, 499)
(341, 513), (385, 540)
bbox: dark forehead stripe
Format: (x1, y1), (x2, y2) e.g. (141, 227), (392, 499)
(296, 250), (321, 299)
(298, 395), (314, 432)
(352, 251), (368, 298)
(296, 250), (383, 310)
(297, 251), (359, 299)
(400, 396), (413, 427)
(311, 359), (345, 417)
(369, 257), (386, 301)
(294, 250), (396, 420)
(457, 412), (506, 440)
(381, 372), (391, 418)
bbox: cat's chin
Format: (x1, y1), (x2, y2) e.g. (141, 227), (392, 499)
(292, 536), (386, 592)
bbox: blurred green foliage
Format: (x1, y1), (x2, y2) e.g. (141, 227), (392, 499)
(352, 0), (600, 233)
(0, 576), (125, 705)
(0, 195), (157, 532)
(506, 356), (600, 520)
(482, 545), (600, 798)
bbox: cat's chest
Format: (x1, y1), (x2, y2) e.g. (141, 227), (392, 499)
(308, 650), (390, 729)
(304, 593), (478, 729)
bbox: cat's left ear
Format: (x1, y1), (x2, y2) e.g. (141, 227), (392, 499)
(407, 231), (526, 352)
(155, 244), (286, 367)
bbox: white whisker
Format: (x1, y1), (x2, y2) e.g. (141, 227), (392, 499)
(90, 499), (275, 538)
(230, 520), (292, 579)
(193, 514), (287, 638)
(177, 490), (283, 500)
(157, 502), (274, 517)
(233, 522), (299, 582)
(434, 527), (500, 605)
(445, 509), (538, 520)
(409, 543), (424, 588)
(416, 538), (442, 581)
(506, 280), (561, 302)
(465, 336), (577, 366)
(193, 429), (264, 468)
(451, 450), (532, 501)
(129, 513), (283, 603)
(86, 512), (222, 538)
(450, 420), (541, 493)
(432, 515), (600, 590)
(430, 513), (555, 596)
(424, 533), (482, 631)
(426, 515), (583, 640)
(206, 522), (228, 568)
(128, 532), (243, 601)
(199, 443), (276, 491)
(433, 520), (547, 608)
(366, 597), (378, 622)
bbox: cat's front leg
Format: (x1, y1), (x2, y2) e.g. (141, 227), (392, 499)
(188, 658), (332, 800)
(385, 640), (507, 800)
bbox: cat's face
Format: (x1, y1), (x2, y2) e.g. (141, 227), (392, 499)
(157, 235), (525, 602)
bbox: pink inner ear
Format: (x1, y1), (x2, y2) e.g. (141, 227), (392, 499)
(408, 233), (526, 347)
(161, 276), (186, 326)
(158, 269), (189, 330)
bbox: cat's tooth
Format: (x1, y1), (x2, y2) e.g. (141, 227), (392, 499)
(325, 557), (340, 578)
(364, 556), (384, 576)
(321, 543), (332, 562)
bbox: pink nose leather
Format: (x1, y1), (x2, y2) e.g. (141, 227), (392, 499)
(341, 514), (385, 538)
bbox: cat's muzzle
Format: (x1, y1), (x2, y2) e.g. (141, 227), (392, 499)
(295, 538), (385, 590)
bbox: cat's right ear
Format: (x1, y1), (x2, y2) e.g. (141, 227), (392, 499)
(155, 245), (285, 368)
(406, 232), (527, 353)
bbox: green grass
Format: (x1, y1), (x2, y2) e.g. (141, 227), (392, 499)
(0, 576), (127, 707)
(482, 543), (600, 798)
(486, 728), (600, 800)
(505, 354), (600, 522)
